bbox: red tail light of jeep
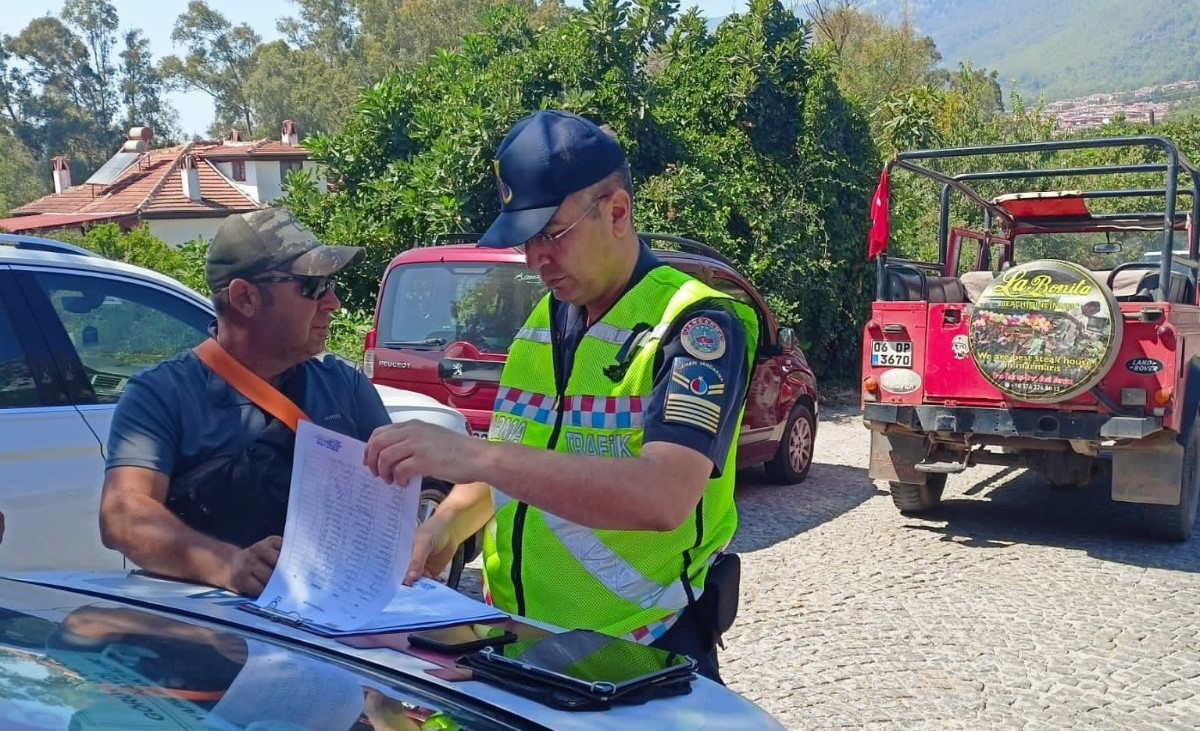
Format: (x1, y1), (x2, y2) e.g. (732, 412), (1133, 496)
(363, 328), (377, 380)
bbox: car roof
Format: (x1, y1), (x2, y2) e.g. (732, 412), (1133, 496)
(0, 241), (214, 311)
(0, 232), (100, 257)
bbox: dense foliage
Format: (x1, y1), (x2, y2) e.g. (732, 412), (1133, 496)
(283, 0), (877, 378)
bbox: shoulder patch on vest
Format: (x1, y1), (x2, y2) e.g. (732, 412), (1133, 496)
(663, 357), (725, 435)
(680, 316), (726, 360)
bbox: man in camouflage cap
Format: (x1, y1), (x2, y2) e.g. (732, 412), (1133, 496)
(100, 208), (391, 596)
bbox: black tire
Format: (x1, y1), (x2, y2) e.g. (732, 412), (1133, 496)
(418, 483), (466, 589)
(1143, 424), (1200, 542)
(889, 473), (947, 514)
(764, 403), (816, 484)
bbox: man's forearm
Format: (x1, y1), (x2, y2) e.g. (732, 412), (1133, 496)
(437, 481), (495, 546)
(102, 494), (239, 590)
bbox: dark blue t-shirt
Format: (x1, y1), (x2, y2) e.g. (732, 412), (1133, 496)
(105, 349), (392, 477)
(552, 244), (750, 476)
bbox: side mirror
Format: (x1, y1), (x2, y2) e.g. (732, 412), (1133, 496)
(777, 327), (796, 353)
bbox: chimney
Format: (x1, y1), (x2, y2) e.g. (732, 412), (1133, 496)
(180, 154), (201, 202)
(52, 156), (71, 193)
(226, 129), (243, 142)
(281, 119), (298, 146)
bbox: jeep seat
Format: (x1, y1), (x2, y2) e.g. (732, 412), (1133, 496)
(960, 271), (997, 303)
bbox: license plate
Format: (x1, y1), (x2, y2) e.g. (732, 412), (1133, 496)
(871, 340), (913, 367)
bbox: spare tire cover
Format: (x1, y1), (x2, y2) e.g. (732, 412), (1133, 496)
(967, 260), (1121, 403)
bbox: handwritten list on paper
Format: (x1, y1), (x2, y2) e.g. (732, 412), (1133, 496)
(255, 421), (419, 631)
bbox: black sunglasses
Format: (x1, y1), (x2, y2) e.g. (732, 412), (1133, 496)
(250, 274), (337, 300)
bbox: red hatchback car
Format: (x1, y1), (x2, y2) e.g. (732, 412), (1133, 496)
(364, 234), (819, 484)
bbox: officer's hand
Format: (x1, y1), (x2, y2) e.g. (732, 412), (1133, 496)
(226, 535), (282, 597)
(404, 518), (458, 586)
(364, 421), (484, 487)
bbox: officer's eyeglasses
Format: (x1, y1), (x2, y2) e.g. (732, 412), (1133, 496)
(250, 274), (338, 300)
(524, 192), (615, 249)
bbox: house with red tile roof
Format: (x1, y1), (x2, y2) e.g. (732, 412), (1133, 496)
(0, 121), (325, 245)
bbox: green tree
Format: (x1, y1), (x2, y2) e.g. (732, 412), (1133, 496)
(162, 0), (262, 135)
(808, 0), (941, 112)
(120, 29), (178, 139)
(0, 40), (32, 141)
(61, 0), (119, 129)
(0, 133), (47, 217)
(0, 2), (176, 198)
(6, 16), (109, 164)
(277, 0), (361, 65)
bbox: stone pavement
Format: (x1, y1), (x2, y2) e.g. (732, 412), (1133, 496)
(461, 406), (1200, 729)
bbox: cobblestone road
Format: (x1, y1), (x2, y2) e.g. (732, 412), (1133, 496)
(462, 405), (1200, 729)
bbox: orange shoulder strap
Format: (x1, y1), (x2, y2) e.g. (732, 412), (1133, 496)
(193, 338), (309, 432)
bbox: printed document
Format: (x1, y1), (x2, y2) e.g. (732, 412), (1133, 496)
(252, 421), (502, 635)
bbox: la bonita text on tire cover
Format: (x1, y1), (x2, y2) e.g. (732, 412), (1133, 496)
(967, 260), (1122, 403)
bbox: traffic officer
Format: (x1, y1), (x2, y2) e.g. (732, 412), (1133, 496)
(364, 110), (757, 683)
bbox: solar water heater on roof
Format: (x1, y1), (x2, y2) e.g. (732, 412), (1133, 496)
(83, 151), (141, 186)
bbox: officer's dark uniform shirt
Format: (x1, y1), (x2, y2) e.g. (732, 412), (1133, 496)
(550, 242), (751, 474)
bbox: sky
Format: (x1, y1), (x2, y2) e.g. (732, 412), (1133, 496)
(2, 0), (750, 138)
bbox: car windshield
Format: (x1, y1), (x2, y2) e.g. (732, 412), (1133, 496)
(1014, 229), (1188, 270)
(377, 263), (546, 354)
(0, 603), (515, 730)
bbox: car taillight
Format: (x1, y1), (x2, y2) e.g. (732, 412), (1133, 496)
(363, 329), (377, 379)
(1153, 388), (1172, 405)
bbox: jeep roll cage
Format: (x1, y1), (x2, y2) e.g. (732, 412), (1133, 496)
(878, 135), (1200, 301)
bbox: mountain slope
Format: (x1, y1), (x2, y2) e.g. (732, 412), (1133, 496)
(862, 0), (1200, 101)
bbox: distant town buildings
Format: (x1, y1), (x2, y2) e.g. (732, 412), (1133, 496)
(1045, 80), (1200, 132)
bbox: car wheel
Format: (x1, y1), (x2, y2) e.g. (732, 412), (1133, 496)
(1143, 422), (1200, 542)
(764, 403), (815, 484)
(889, 473), (947, 514)
(418, 483), (466, 589)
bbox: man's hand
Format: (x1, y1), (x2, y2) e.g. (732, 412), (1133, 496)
(226, 536), (282, 597)
(405, 517), (459, 586)
(364, 422), (487, 486)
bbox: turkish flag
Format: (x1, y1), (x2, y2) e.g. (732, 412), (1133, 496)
(867, 167), (889, 260)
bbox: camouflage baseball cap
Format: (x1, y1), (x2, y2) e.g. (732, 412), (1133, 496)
(205, 207), (364, 291)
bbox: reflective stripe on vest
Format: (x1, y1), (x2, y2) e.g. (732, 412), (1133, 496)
(540, 511), (693, 612)
(515, 326), (552, 343)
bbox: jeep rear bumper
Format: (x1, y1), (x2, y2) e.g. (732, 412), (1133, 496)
(863, 403), (1162, 440)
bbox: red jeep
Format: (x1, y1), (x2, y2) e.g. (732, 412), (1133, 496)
(861, 135), (1200, 540)
(365, 234), (819, 484)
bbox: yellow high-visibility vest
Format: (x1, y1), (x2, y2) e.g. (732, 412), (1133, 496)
(482, 264), (758, 638)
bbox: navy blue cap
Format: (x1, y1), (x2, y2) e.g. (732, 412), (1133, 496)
(479, 110), (626, 248)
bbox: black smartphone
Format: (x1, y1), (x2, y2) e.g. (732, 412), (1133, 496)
(408, 624), (519, 654)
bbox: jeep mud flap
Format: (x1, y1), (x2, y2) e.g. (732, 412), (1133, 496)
(1111, 433), (1184, 506)
(869, 432), (935, 483)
